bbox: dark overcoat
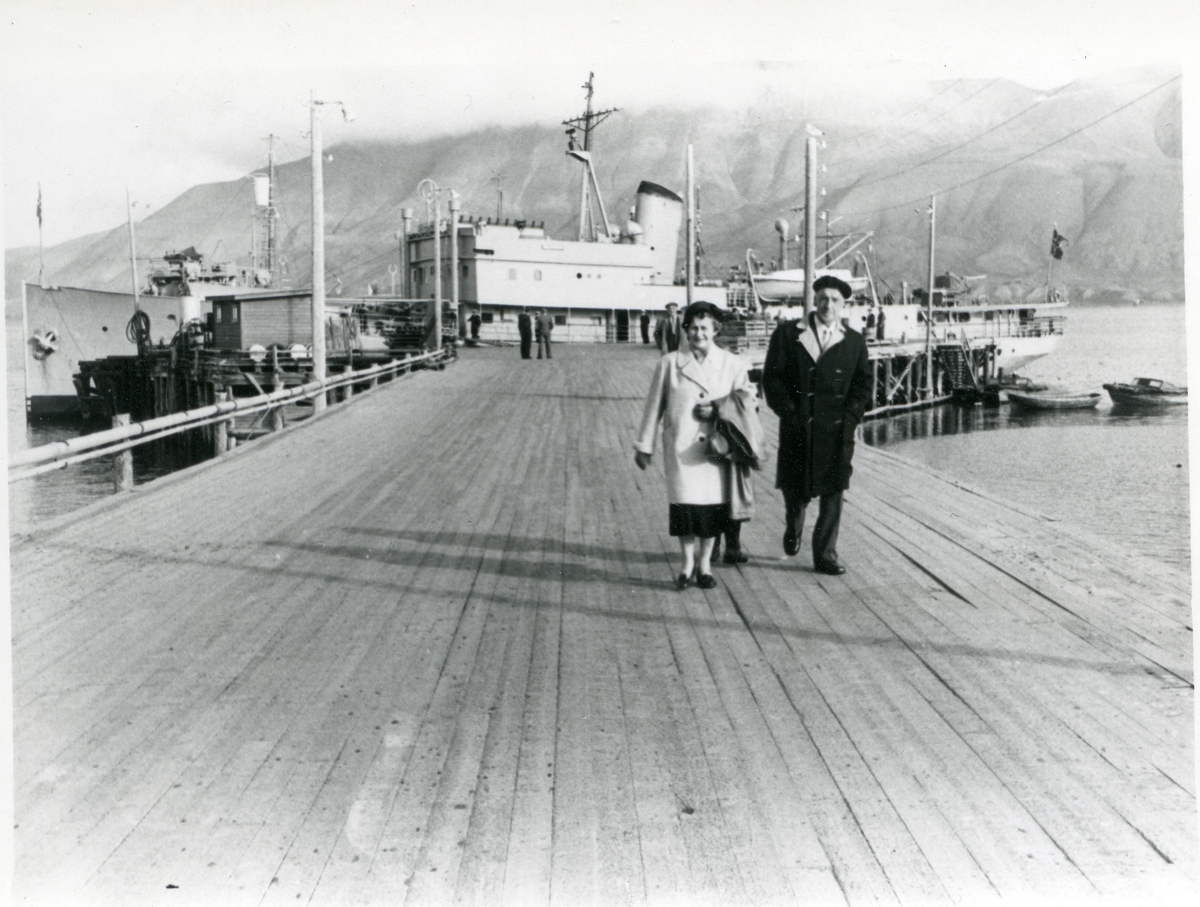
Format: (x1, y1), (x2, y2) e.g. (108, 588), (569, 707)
(762, 316), (872, 499)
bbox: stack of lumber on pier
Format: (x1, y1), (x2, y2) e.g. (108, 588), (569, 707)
(9, 345), (1194, 906)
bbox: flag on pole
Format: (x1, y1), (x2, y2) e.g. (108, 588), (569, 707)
(1050, 227), (1068, 260)
(37, 183), (42, 229)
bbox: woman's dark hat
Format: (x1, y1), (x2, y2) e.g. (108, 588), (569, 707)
(682, 300), (724, 327)
(813, 274), (853, 299)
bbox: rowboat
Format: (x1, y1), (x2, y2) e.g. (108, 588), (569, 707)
(1006, 390), (1102, 410)
(1102, 378), (1188, 407)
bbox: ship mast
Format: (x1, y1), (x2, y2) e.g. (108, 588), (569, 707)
(563, 73), (618, 242)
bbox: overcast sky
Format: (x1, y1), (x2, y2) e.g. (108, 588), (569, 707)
(2, 0), (1197, 250)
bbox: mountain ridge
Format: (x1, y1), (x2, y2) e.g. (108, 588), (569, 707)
(6, 69), (1183, 308)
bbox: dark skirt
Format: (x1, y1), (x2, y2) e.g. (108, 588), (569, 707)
(669, 503), (729, 539)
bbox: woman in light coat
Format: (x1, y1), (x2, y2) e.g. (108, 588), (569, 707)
(634, 301), (753, 589)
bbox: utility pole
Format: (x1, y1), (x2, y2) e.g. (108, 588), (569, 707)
(926, 195), (936, 394)
(449, 191), (460, 325)
(686, 144), (695, 306)
(126, 189), (140, 311)
(308, 94), (354, 413)
(310, 93), (327, 413)
(400, 208), (413, 296)
(265, 133), (279, 285)
(419, 179), (442, 352)
(804, 136), (818, 319)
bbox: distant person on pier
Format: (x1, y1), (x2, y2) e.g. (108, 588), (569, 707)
(535, 309), (555, 359)
(762, 275), (872, 575)
(634, 301), (756, 589)
(518, 309), (533, 359)
(640, 311), (651, 344)
(655, 302), (683, 352)
(469, 309), (482, 341)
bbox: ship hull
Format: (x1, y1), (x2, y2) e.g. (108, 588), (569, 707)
(21, 283), (208, 416)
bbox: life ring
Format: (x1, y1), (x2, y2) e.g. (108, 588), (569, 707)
(31, 328), (59, 360)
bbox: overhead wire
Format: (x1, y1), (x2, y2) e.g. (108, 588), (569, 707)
(846, 78), (1082, 191)
(840, 79), (965, 145)
(837, 79), (1002, 165)
(834, 74), (1181, 220)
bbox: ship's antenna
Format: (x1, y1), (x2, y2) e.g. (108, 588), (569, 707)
(562, 73), (618, 241)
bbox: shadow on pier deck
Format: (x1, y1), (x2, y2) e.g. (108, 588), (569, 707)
(9, 345), (1195, 906)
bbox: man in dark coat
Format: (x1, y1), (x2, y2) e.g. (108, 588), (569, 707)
(762, 275), (872, 574)
(535, 309), (555, 359)
(640, 311), (651, 344)
(517, 309), (533, 359)
(654, 302), (683, 352)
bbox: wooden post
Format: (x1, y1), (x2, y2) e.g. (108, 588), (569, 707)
(269, 405), (285, 432)
(804, 136), (818, 319)
(113, 414), (133, 492)
(214, 388), (229, 457)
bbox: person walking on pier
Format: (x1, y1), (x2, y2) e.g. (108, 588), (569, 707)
(518, 309), (533, 359)
(762, 274), (872, 575)
(535, 309), (554, 359)
(655, 302), (683, 352)
(634, 301), (754, 589)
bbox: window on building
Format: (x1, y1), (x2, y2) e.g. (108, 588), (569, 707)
(215, 306), (223, 324)
(509, 268), (518, 280)
(554, 315), (567, 326)
(462, 265), (469, 278)
(482, 312), (494, 323)
(534, 270), (542, 280)
(231, 305), (239, 323)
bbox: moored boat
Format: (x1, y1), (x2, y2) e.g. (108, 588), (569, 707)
(1006, 389), (1102, 410)
(1102, 377), (1188, 407)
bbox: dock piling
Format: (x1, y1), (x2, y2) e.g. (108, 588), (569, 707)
(112, 413), (133, 492)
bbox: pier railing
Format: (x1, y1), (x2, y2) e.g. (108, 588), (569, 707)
(9, 347), (450, 486)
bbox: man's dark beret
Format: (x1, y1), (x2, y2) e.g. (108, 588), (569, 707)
(813, 274), (853, 299)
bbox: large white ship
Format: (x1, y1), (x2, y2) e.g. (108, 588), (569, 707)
(405, 75), (690, 343)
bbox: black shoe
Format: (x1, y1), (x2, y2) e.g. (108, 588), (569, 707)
(783, 526), (799, 556)
(723, 549), (749, 564)
(814, 560), (846, 576)
(696, 573), (717, 590)
(675, 572), (693, 590)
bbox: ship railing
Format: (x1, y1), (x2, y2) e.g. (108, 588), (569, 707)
(8, 346), (450, 486)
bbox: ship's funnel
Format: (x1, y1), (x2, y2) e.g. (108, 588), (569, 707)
(633, 181), (683, 283)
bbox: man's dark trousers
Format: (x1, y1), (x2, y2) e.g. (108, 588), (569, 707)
(784, 490), (842, 566)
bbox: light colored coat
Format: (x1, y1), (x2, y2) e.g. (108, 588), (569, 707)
(634, 345), (752, 505)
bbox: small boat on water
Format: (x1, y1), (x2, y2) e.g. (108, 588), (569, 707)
(1103, 377), (1188, 407)
(1006, 389), (1102, 410)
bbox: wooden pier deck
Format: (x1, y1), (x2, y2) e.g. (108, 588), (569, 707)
(9, 344), (1196, 906)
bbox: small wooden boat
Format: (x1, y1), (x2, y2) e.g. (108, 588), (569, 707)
(1102, 378), (1188, 407)
(1006, 389), (1102, 410)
